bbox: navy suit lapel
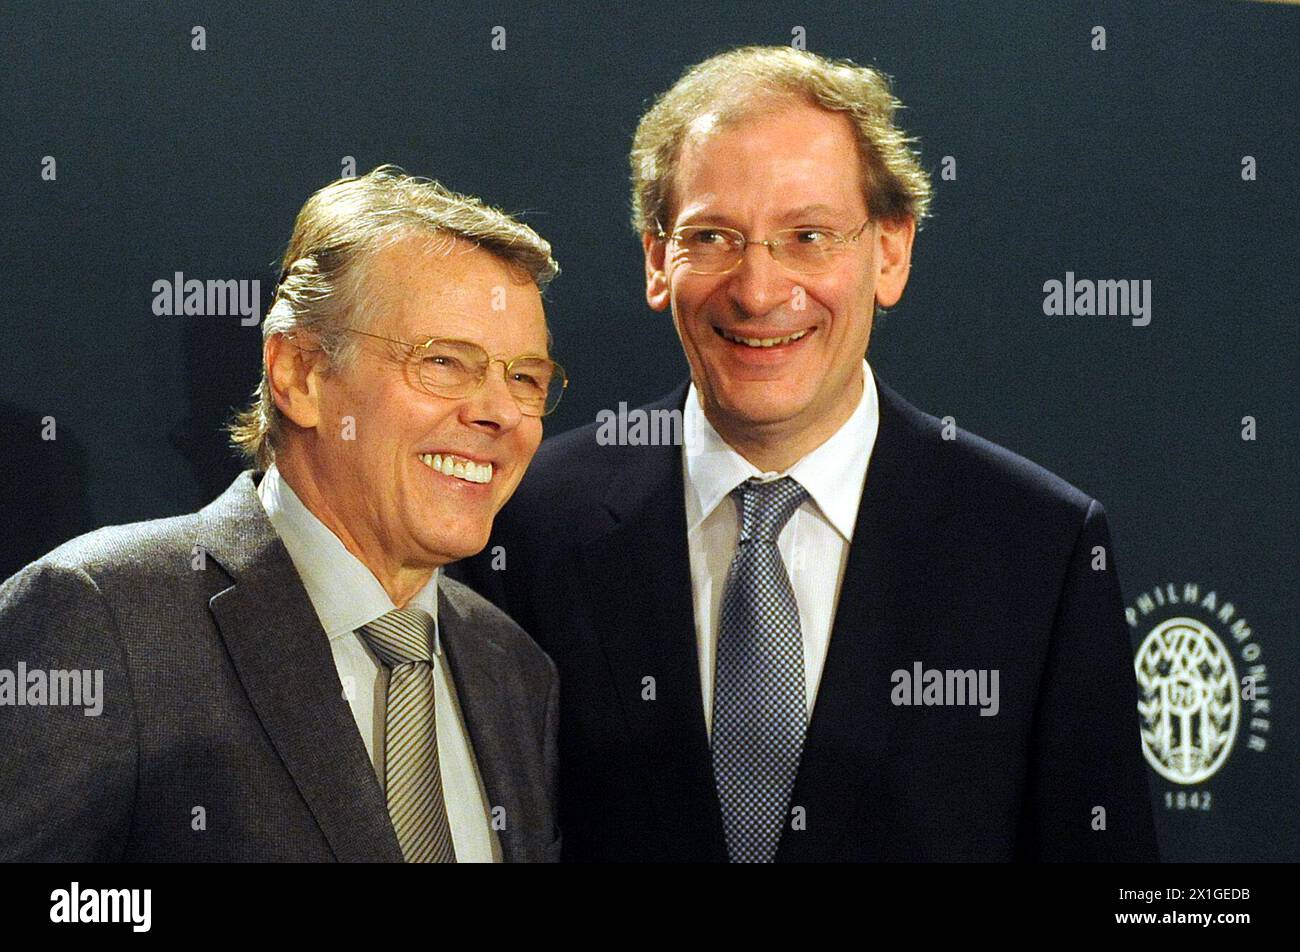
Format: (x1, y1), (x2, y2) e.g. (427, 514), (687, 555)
(577, 377), (948, 862)
(201, 473), (405, 863)
(580, 385), (729, 861)
(776, 376), (950, 861)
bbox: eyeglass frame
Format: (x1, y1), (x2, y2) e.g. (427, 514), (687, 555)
(336, 328), (568, 417)
(655, 216), (873, 275)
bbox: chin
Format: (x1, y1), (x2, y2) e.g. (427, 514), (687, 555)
(431, 529), (492, 564)
(718, 386), (814, 426)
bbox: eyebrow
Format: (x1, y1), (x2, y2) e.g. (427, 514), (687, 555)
(677, 203), (847, 227)
(403, 332), (549, 353)
(778, 204), (844, 221)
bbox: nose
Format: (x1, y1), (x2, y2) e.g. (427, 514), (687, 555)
(459, 359), (523, 432)
(725, 242), (792, 319)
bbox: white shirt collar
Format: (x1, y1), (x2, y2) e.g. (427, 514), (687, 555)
(683, 359), (880, 541)
(256, 464), (441, 653)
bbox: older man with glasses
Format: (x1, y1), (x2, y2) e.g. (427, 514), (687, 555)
(0, 166), (563, 862)
(452, 46), (1158, 863)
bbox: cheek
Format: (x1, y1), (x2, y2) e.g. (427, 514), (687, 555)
(367, 389), (436, 450)
(517, 425), (543, 465)
(681, 300), (730, 358)
(325, 380), (382, 440)
(847, 270), (878, 310)
(669, 274), (713, 322)
(501, 428), (542, 493)
(314, 389), (366, 466)
(815, 276), (871, 330)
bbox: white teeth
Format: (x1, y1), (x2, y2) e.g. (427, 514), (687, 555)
(418, 452), (493, 484)
(719, 327), (810, 348)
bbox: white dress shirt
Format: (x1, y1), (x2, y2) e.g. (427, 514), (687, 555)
(683, 360), (880, 736)
(257, 465), (500, 862)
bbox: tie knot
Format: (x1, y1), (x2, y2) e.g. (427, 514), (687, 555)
(359, 607), (435, 668)
(731, 477), (808, 544)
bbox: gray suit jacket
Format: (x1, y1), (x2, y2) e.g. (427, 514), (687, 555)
(0, 471), (559, 862)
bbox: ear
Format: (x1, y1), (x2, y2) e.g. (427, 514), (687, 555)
(873, 216), (917, 309)
(642, 231), (671, 312)
(266, 333), (327, 432)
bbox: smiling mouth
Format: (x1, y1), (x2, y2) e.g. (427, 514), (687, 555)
(714, 326), (814, 348)
(419, 453), (494, 484)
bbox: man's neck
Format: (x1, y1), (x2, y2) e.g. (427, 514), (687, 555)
(271, 458), (435, 608)
(704, 374), (864, 473)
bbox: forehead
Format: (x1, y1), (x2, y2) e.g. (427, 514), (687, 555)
(672, 102), (866, 223)
(363, 234), (548, 351)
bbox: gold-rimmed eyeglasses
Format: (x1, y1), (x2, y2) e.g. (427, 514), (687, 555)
(657, 217), (872, 276)
(343, 329), (568, 417)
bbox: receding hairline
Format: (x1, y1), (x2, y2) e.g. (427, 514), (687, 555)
(629, 47), (933, 236)
(358, 226), (550, 286)
(346, 228), (552, 350)
(663, 95), (875, 228)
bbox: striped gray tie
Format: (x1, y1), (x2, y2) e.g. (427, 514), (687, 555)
(359, 607), (456, 863)
(711, 476), (810, 863)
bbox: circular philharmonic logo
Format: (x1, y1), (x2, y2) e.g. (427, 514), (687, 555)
(1127, 582), (1269, 794)
(1135, 617), (1239, 784)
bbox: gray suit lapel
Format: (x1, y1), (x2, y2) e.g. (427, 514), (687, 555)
(436, 584), (528, 862)
(200, 472), (404, 863)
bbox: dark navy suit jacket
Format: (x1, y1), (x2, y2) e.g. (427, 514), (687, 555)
(450, 376), (1159, 862)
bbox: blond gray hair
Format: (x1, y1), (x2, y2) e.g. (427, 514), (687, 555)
(629, 45), (933, 234)
(229, 165), (559, 469)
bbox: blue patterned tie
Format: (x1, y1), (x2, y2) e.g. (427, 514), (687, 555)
(712, 476), (810, 863)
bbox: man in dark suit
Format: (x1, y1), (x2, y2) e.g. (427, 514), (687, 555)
(0, 166), (565, 862)
(450, 47), (1158, 862)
